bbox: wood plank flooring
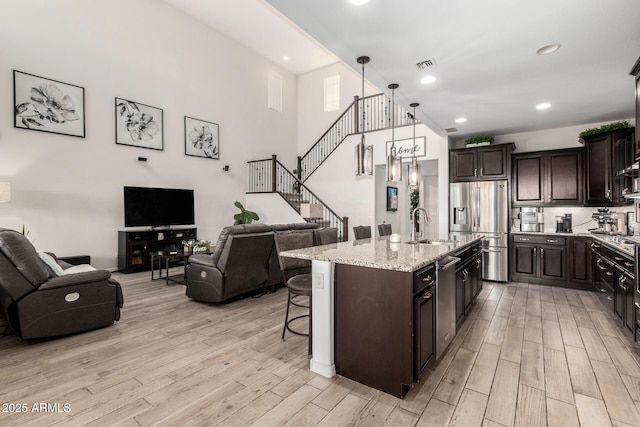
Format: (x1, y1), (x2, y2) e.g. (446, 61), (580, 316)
(2, 271), (640, 426)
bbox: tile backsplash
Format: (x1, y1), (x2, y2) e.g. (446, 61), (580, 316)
(511, 205), (636, 234)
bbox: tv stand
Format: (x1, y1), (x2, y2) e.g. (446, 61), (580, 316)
(118, 227), (197, 273)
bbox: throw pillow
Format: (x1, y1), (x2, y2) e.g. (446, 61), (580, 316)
(38, 252), (65, 277)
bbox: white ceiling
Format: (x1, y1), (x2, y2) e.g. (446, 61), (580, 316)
(166, 0), (640, 140)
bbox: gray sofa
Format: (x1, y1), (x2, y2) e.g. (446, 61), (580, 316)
(185, 222), (334, 303)
(0, 228), (123, 339)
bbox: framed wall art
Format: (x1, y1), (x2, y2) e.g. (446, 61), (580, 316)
(115, 97), (163, 150)
(387, 186), (398, 212)
(13, 70), (85, 138)
(184, 116), (219, 159)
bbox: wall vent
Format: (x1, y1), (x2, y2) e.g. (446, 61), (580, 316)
(416, 58), (437, 70)
(444, 127), (458, 133)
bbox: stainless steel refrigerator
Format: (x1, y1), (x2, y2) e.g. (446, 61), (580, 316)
(450, 180), (509, 282)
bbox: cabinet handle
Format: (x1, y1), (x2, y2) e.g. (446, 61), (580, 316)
(600, 288), (606, 293)
(541, 248), (544, 257)
(605, 271), (613, 276)
(476, 259), (481, 268)
(625, 262), (633, 267)
(534, 247), (537, 256)
(521, 238), (530, 241)
(635, 302), (640, 309)
(597, 259), (606, 270)
(607, 296), (613, 301)
(615, 256), (624, 261)
(480, 168), (483, 176)
(422, 275), (433, 282)
(547, 239), (558, 243)
(474, 168), (477, 177)
(607, 189), (611, 200)
(621, 276), (627, 290)
(423, 292), (433, 300)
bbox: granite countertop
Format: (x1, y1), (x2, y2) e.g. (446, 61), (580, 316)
(512, 230), (638, 256)
(280, 233), (483, 272)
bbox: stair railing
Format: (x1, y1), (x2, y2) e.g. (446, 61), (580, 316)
(297, 93), (414, 182)
(247, 155), (349, 240)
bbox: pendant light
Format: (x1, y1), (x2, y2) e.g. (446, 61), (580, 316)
(355, 56), (373, 176)
(407, 102), (421, 188)
(386, 83), (402, 182)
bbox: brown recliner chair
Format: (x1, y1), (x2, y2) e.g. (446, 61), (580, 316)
(185, 224), (276, 302)
(0, 228), (123, 339)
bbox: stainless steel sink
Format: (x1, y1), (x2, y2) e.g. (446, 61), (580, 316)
(406, 239), (458, 245)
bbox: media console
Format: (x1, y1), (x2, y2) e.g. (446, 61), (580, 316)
(118, 227), (197, 273)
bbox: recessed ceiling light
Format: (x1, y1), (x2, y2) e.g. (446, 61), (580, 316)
(420, 75), (436, 85)
(349, 0), (369, 5)
(536, 43), (561, 55)
(455, 117), (467, 123)
(536, 103), (551, 110)
(283, 56), (289, 61)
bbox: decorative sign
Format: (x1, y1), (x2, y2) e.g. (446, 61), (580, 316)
(386, 136), (426, 158)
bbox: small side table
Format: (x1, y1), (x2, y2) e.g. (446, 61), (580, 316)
(150, 253), (188, 286)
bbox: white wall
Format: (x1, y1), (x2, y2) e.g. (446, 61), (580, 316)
(305, 124), (449, 239)
(0, 0), (298, 269)
(297, 62), (381, 159)
(245, 193), (306, 225)
(451, 118), (635, 153)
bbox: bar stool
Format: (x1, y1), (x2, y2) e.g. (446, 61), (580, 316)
(378, 223), (392, 236)
(274, 231), (315, 356)
(353, 225), (372, 240)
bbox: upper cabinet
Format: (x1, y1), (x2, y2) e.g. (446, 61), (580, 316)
(584, 129), (634, 206)
(450, 143), (513, 182)
(512, 148), (583, 206)
(631, 56), (640, 160)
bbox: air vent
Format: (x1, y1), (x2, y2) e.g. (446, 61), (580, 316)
(444, 127), (458, 133)
(416, 58), (437, 70)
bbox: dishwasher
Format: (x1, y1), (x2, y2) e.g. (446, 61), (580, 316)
(436, 255), (461, 359)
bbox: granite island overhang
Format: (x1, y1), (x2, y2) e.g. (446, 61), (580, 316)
(280, 233), (484, 398)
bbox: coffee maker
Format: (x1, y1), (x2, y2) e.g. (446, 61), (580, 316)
(555, 213), (572, 233)
(592, 208), (612, 233)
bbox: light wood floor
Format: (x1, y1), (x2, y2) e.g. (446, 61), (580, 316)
(2, 271), (640, 426)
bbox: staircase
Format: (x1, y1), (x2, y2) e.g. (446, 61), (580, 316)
(247, 155), (348, 239)
(297, 93), (414, 182)
(246, 92), (416, 240)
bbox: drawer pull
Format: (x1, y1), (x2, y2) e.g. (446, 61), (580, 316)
(615, 256), (624, 261)
(547, 239), (558, 243)
(520, 238), (530, 241)
(423, 292), (433, 300)
(422, 275), (432, 282)
(600, 288), (606, 293)
(625, 262), (634, 267)
(607, 296), (613, 301)
(635, 302), (640, 309)
(605, 271), (613, 276)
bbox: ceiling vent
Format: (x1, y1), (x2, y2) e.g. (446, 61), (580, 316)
(444, 127), (458, 133)
(416, 58), (437, 70)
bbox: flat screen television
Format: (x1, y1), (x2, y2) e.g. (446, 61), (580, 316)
(124, 186), (194, 228)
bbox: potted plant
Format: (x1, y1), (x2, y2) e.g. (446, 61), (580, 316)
(182, 239), (211, 255)
(464, 136), (494, 147)
(233, 201), (260, 225)
(579, 120), (629, 139)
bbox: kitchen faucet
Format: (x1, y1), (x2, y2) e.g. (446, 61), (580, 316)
(411, 207), (432, 241)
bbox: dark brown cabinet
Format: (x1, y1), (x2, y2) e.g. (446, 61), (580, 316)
(454, 242), (483, 326)
(414, 265), (435, 379)
(450, 143), (513, 182)
(584, 129), (634, 206)
(510, 234), (567, 285)
(512, 149), (583, 206)
(631, 56), (640, 160)
(569, 237), (592, 285)
(118, 227), (197, 273)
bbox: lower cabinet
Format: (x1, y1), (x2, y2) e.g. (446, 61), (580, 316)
(569, 237), (592, 285)
(455, 242), (483, 326)
(414, 273), (435, 379)
(510, 235), (567, 285)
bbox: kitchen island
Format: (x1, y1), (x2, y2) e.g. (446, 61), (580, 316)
(280, 233), (483, 398)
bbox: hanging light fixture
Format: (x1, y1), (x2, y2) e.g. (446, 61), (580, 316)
(407, 102), (421, 188)
(386, 83), (402, 182)
(355, 56), (373, 176)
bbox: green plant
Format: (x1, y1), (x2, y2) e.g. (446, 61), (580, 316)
(464, 135), (494, 145)
(579, 120), (629, 138)
(233, 201), (259, 225)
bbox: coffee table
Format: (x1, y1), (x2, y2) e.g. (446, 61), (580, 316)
(150, 253), (188, 285)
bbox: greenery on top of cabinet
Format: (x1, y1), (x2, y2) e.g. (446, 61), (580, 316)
(464, 135), (494, 145)
(579, 120), (629, 138)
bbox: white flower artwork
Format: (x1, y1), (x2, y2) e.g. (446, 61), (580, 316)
(13, 70), (85, 138)
(184, 116), (219, 159)
(115, 98), (163, 150)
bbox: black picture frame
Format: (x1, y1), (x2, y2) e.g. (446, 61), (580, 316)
(387, 186), (398, 211)
(13, 70), (86, 138)
(184, 116), (219, 159)
(115, 97), (163, 150)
